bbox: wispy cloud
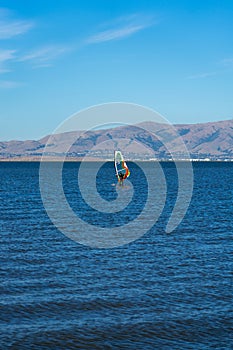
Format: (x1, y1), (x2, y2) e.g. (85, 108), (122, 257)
(87, 25), (146, 44)
(0, 12), (155, 74)
(86, 13), (156, 44)
(187, 72), (217, 80)
(0, 49), (16, 73)
(0, 80), (23, 88)
(221, 58), (233, 67)
(187, 57), (233, 80)
(0, 8), (34, 39)
(18, 45), (73, 67)
(0, 49), (16, 62)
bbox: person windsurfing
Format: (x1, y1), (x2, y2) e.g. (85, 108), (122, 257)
(118, 171), (124, 185)
(114, 150), (130, 186)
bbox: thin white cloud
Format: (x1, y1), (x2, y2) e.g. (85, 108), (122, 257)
(0, 49), (16, 73)
(221, 58), (233, 66)
(0, 49), (16, 62)
(86, 13), (156, 44)
(18, 45), (73, 67)
(0, 8), (34, 39)
(0, 80), (23, 88)
(87, 24), (147, 44)
(0, 68), (10, 73)
(187, 57), (233, 80)
(187, 72), (217, 80)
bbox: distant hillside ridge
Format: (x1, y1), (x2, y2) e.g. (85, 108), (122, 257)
(1, 119), (233, 160)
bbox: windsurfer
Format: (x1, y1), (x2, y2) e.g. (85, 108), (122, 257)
(118, 172), (124, 184)
(114, 151), (130, 186)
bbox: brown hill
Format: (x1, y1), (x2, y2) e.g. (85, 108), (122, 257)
(1, 119), (233, 160)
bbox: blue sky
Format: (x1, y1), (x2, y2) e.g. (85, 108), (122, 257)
(0, 0), (233, 140)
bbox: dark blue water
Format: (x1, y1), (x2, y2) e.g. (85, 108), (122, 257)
(0, 162), (232, 349)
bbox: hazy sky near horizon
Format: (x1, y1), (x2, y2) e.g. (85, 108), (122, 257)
(0, 0), (233, 140)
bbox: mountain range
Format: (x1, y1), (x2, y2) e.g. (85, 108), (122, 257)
(1, 119), (233, 161)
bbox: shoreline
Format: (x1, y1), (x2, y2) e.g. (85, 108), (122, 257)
(1, 158), (233, 162)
